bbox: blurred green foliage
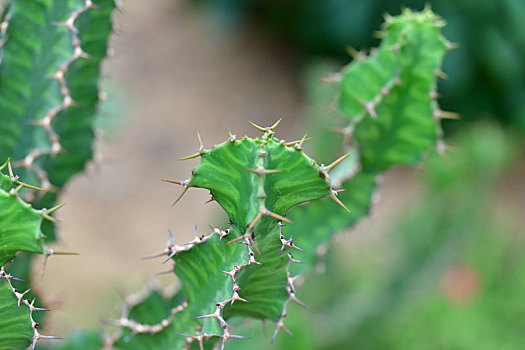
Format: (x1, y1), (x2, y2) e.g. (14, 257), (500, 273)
(227, 123), (524, 349)
(191, 0), (525, 132)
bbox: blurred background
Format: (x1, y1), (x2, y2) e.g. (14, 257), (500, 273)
(36, 0), (525, 348)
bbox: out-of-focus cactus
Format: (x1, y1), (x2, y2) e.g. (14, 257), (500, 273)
(285, 7), (452, 271)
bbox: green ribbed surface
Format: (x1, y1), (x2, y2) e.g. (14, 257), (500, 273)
(0, 0), (115, 240)
(0, 171), (45, 266)
(0, 279), (33, 350)
(284, 8), (449, 274)
(340, 8), (447, 173)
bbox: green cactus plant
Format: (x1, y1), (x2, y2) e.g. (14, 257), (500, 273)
(0, 3), (455, 350)
(88, 7), (453, 350)
(0, 160), (61, 349)
(0, 0), (115, 348)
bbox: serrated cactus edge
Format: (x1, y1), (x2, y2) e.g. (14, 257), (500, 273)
(0, 160), (63, 349)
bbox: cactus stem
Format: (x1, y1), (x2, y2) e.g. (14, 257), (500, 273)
(1, 266), (60, 349)
(106, 299), (188, 336)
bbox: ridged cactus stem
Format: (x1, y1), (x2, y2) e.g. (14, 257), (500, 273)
(0, 266), (60, 349)
(104, 123), (349, 350)
(79, 7), (453, 350)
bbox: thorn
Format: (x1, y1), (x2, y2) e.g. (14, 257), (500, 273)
(42, 213), (59, 222)
(325, 152), (351, 172)
(45, 202), (66, 214)
(7, 158), (14, 178)
(178, 153), (201, 160)
(173, 186), (189, 206)
(437, 110), (460, 120)
(142, 252), (166, 259)
(289, 295), (310, 310)
(264, 210), (292, 224)
(36, 335), (62, 340)
(250, 237), (261, 256)
(0, 159), (8, 172)
(248, 120), (266, 132)
(204, 196), (214, 204)
(284, 135), (310, 147)
(226, 235), (245, 245)
(330, 190), (350, 213)
(247, 212), (263, 233)
(49, 250), (79, 256)
(345, 46), (364, 60)
(162, 179), (183, 185)
(20, 183), (46, 191)
(270, 118), (282, 130)
(196, 130), (204, 149)
(272, 320), (294, 343)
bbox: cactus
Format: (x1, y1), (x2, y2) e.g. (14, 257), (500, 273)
(91, 7), (454, 350)
(0, 161), (61, 349)
(0, 5), (453, 350)
(284, 7), (452, 270)
(0, 0), (115, 237)
(0, 0), (115, 348)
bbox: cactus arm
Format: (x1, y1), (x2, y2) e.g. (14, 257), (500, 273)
(340, 8), (449, 173)
(0, 162), (49, 265)
(0, 272), (34, 350)
(0, 0), (115, 240)
(0, 0), (115, 335)
(109, 128), (342, 348)
(282, 8), (450, 273)
(0, 162), (61, 349)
